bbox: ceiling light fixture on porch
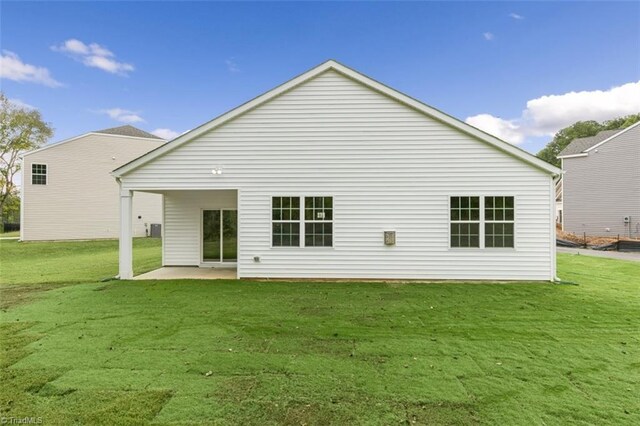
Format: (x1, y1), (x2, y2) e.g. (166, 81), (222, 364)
(211, 167), (223, 175)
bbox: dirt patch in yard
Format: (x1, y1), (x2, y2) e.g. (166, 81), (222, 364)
(557, 228), (638, 246)
(0, 284), (66, 310)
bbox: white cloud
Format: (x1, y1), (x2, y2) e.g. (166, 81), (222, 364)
(151, 128), (180, 140)
(101, 108), (144, 123)
(52, 39), (134, 75)
(225, 58), (240, 73)
(9, 98), (35, 110)
(0, 50), (62, 87)
(466, 81), (640, 144)
(483, 32), (495, 41)
(509, 13), (524, 20)
(466, 114), (525, 144)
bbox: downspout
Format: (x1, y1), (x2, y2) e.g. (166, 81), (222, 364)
(19, 155), (25, 242)
(551, 173), (561, 282)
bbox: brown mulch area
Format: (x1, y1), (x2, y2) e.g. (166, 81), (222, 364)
(556, 227), (637, 245)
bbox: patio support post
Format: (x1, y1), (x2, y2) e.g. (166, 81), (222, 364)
(119, 188), (134, 279)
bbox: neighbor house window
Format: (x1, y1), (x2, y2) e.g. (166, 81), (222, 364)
(272, 196), (300, 247)
(32, 164), (47, 185)
(271, 196), (334, 247)
(450, 196), (480, 248)
(305, 196), (333, 247)
(450, 196), (515, 248)
(484, 196), (515, 248)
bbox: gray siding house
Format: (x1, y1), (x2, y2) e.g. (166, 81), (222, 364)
(558, 123), (640, 238)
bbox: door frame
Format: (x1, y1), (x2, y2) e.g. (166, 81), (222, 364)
(200, 208), (238, 267)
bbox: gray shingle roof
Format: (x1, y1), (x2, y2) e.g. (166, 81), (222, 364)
(558, 129), (621, 156)
(94, 125), (163, 140)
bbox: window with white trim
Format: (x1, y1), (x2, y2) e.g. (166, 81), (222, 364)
(32, 164), (47, 185)
(450, 196), (480, 248)
(484, 196), (515, 248)
(272, 196), (300, 247)
(271, 196), (333, 247)
(450, 196), (515, 248)
(304, 196), (333, 247)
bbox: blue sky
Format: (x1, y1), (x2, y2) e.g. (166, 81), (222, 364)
(2, 1), (639, 153)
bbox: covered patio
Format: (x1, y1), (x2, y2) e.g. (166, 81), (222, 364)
(118, 188), (239, 280)
(134, 266), (237, 280)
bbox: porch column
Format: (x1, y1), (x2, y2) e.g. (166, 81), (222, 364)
(119, 189), (134, 279)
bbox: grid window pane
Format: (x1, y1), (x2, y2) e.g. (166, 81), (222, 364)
(305, 222), (333, 247)
(484, 196), (514, 227)
(272, 222), (300, 247)
(305, 196), (333, 221)
(485, 222), (514, 248)
(450, 223), (480, 248)
(32, 164), (47, 185)
(272, 197), (301, 247)
(450, 196), (480, 222)
(272, 197), (300, 222)
(450, 196), (480, 248)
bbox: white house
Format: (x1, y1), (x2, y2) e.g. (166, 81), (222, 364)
(21, 125), (165, 241)
(113, 60), (561, 281)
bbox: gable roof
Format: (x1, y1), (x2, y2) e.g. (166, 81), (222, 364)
(95, 125), (163, 140)
(557, 129), (621, 157)
(22, 126), (165, 158)
(113, 60), (561, 177)
(558, 122), (640, 158)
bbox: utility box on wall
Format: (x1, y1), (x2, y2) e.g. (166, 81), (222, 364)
(384, 231), (396, 246)
(150, 223), (162, 238)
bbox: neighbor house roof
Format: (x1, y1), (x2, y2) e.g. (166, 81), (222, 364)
(113, 59), (561, 178)
(557, 130), (621, 157)
(94, 125), (163, 140)
(21, 125), (165, 158)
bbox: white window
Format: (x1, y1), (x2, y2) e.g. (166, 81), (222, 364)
(484, 196), (515, 248)
(450, 196), (515, 249)
(450, 196), (480, 248)
(271, 196), (300, 247)
(271, 196), (333, 248)
(32, 164), (47, 185)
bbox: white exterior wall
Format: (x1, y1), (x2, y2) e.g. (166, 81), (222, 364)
(122, 70), (554, 280)
(22, 133), (164, 240)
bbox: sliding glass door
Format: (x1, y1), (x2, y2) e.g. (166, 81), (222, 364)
(202, 210), (237, 263)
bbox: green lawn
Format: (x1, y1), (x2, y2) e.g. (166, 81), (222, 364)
(0, 239), (638, 425)
(0, 230), (20, 237)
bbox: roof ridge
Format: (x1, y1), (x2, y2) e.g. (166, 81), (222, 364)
(94, 125), (163, 140)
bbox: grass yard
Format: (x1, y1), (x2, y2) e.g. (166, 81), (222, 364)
(0, 239), (638, 425)
(0, 231), (20, 238)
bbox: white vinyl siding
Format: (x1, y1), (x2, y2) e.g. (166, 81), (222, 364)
(122, 70), (554, 280)
(21, 134), (165, 241)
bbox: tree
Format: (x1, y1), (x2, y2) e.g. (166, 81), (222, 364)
(536, 113), (640, 167)
(0, 94), (53, 230)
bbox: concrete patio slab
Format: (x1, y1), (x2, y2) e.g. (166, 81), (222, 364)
(133, 267), (237, 280)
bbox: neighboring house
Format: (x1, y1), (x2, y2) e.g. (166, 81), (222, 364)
(557, 123), (640, 238)
(21, 125), (166, 241)
(113, 60), (561, 281)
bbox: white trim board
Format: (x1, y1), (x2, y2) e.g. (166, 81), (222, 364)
(112, 60), (561, 178)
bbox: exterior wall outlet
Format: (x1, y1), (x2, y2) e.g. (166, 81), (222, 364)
(384, 231), (396, 246)
(253, 256), (261, 263)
